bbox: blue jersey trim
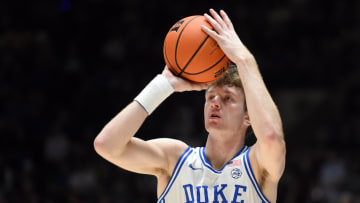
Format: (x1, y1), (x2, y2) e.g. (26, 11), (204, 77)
(231, 145), (248, 160)
(199, 147), (221, 174)
(199, 145), (248, 174)
(157, 146), (193, 202)
(243, 148), (271, 203)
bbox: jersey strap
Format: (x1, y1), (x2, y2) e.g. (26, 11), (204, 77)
(157, 146), (194, 202)
(243, 148), (271, 203)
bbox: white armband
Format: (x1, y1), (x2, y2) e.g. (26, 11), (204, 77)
(134, 74), (174, 115)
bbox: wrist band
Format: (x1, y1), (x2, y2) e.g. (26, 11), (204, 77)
(134, 74), (174, 115)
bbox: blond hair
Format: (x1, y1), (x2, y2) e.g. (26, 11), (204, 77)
(209, 63), (243, 90)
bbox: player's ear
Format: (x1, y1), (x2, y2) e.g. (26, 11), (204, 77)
(243, 113), (250, 127)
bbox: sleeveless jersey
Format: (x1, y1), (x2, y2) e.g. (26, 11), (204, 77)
(157, 146), (271, 203)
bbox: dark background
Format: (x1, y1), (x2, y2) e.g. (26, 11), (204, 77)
(1, 0), (360, 202)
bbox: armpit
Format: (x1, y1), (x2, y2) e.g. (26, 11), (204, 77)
(259, 168), (269, 190)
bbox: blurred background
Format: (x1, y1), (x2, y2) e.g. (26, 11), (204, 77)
(1, 0), (360, 202)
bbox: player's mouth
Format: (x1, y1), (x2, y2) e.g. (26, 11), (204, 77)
(209, 112), (221, 119)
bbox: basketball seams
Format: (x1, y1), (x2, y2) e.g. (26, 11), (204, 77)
(174, 16), (201, 75)
(164, 43), (180, 72)
(184, 55), (227, 75)
(163, 15), (229, 83)
(178, 35), (210, 77)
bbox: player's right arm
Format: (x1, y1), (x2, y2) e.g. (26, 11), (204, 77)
(94, 100), (171, 176)
(94, 66), (207, 177)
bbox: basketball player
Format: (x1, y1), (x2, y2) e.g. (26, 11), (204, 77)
(94, 9), (285, 202)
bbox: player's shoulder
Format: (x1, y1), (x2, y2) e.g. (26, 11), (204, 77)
(148, 138), (190, 176)
(148, 138), (189, 158)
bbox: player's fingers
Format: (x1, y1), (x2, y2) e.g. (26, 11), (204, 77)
(201, 25), (221, 42)
(162, 65), (168, 74)
(192, 82), (209, 91)
(162, 65), (173, 76)
(220, 10), (234, 30)
(204, 13), (224, 35)
(200, 82), (209, 90)
(209, 9), (227, 29)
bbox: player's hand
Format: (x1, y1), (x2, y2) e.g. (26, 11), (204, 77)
(202, 9), (256, 66)
(162, 66), (209, 92)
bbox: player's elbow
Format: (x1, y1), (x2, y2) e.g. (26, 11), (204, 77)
(262, 130), (286, 154)
(93, 134), (106, 156)
(93, 131), (114, 158)
(94, 129), (127, 159)
(262, 128), (284, 142)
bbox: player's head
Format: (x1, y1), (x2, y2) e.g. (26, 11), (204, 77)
(207, 63), (247, 111)
(204, 64), (250, 135)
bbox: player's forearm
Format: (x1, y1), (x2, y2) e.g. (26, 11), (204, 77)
(94, 74), (175, 159)
(235, 56), (283, 140)
(94, 101), (148, 158)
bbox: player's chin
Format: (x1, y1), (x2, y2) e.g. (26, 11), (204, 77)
(205, 119), (222, 130)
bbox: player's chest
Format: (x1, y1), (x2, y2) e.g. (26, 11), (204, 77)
(178, 159), (249, 201)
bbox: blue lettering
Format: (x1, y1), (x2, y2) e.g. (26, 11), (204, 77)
(196, 185), (209, 203)
(231, 185), (247, 203)
(213, 184), (228, 203)
(183, 184), (194, 203)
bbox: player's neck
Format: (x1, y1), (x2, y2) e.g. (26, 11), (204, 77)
(204, 132), (245, 171)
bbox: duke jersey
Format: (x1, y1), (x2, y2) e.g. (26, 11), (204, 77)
(157, 146), (271, 203)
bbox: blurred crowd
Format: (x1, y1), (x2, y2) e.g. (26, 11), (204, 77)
(1, 0), (360, 202)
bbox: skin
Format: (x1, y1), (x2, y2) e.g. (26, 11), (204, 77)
(94, 9), (286, 202)
(204, 85), (250, 171)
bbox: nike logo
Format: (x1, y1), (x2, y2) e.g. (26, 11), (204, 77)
(189, 164), (203, 170)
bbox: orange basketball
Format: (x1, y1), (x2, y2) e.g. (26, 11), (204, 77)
(163, 15), (230, 83)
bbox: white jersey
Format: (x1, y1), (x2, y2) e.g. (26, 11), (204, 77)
(157, 146), (271, 203)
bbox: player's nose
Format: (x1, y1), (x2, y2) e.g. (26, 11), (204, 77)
(210, 96), (221, 109)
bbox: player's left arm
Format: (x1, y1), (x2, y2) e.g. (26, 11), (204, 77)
(202, 9), (286, 182)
